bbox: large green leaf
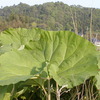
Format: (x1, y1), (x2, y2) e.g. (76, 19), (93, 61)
(0, 49), (46, 86)
(0, 85), (12, 100)
(0, 28), (40, 55)
(0, 28), (98, 88)
(0, 86), (8, 100)
(0, 45), (12, 55)
(32, 30), (98, 88)
(95, 52), (100, 91)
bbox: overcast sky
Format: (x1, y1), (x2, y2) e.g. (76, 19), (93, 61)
(0, 0), (100, 8)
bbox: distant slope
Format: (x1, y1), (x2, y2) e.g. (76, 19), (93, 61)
(0, 2), (100, 34)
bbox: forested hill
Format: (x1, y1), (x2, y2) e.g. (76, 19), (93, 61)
(0, 2), (100, 34)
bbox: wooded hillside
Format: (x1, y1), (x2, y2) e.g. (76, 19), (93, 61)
(0, 2), (100, 34)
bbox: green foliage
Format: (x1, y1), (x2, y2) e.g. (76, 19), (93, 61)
(0, 2), (100, 34)
(0, 28), (99, 99)
(0, 86), (8, 100)
(95, 52), (100, 93)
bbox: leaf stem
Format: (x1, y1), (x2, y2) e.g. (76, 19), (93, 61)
(42, 85), (47, 96)
(47, 78), (51, 100)
(56, 83), (60, 100)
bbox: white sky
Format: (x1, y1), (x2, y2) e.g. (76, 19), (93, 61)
(0, 0), (100, 8)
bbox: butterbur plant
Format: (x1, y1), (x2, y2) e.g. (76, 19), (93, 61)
(0, 28), (99, 100)
(95, 52), (100, 97)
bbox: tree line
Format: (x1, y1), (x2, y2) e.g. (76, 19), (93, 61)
(0, 2), (100, 37)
